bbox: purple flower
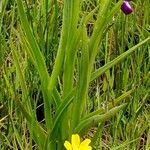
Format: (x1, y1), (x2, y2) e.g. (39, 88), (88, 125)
(121, 0), (133, 15)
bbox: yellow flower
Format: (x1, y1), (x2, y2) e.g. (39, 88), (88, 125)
(64, 134), (92, 150)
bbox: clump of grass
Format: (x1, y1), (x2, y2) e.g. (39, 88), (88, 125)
(0, 0), (150, 149)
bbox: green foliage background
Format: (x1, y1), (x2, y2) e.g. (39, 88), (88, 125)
(0, 0), (150, 149)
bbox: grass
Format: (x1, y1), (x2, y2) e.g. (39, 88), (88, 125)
(0, 0), (150, 149)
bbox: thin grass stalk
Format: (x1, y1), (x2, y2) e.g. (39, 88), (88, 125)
(11, 43), (32, 114)
(9, 3), (32, 114)
(0, 0), (8, 67)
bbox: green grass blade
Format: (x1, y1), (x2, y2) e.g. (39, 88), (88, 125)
(91, 36), (150, 81)
(11, 43), (32, 114)
(12, 124), (24, 150)
(111, 138), (139, 150)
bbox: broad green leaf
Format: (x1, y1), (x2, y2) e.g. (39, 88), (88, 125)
(74, 104), (127, 134)
(50, 89), (75, 139)
(85, 89), (134, 119)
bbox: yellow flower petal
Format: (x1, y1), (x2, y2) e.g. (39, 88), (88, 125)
(79, 145), (92, 150)
(64, 141), (72, 150)
(71, 134), (80, 149)
(86, 146), (92, 150)
(80, 139), (91, 146)
(79, 139), (92, 150)
(64, 134), (92, 150)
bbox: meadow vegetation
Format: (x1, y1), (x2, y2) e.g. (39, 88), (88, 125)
(0, 0), (150, 149)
